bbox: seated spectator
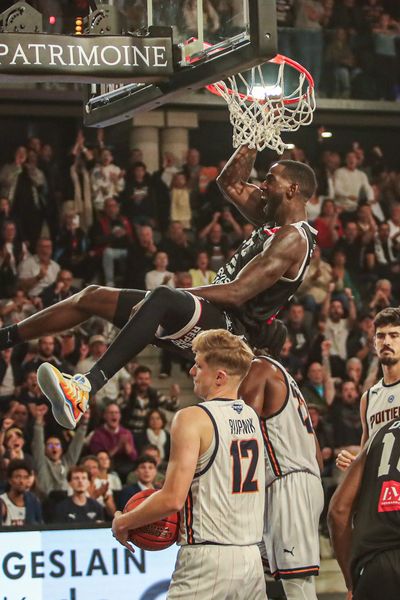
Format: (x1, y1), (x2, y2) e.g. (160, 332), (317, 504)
(17, 238), (60, 300)
(308, 404), (334, 477)
(347, 311), (376, 377)
(54, 466), (104, 524)
(22, 335), (72, 376)
(125, 225), (158, 289)
(0, 219), (28, 297)
(97, 450), (122, 495)
(388, 204), (400, 239)
(126, 444), (166, 485)
(278, 337), (303, 381)
(345, 356), (364, 394)
(121, 366), (180, 436)
(367, 221), (400, 285)
(0, 403), (33, 456)
(170, 172), (192, 229)
(136, 409), (171, 464)
(297, 245), (333, 312)
(0, 459), (42, 526)
(122, 161), (155, 227)
(199, 218), (231, 272)
(0, 348), (21, 412)
(285, 302), (315, 367)
(91, 197), (134, 287)
(330, 249), (361, 308)
(0, 423), (33, 473)
(333, 151), (374, 218)
(89, 403), (138, 481)
(368, 278), (393, 314)
(91, 148), (125, 213)
(18, 370), (46, 409)
(321, 285), (357, 377)
(145, 251), (175, 291)
(314, 199), (343, 257)
(301, 352), (335, 409)
(0, 288), (36, 326)
(79, 455), (116, 519)
(355, 204), (378, 245)
(159, 221), (196, 273)
(333, 221), (365, 282)
(75, 335), (131, 410)
(40, 269), (80, 308)
(328, 380), (362, 483)
(32, 404), (88, 495)
(189, 251), (216, 286)
(316, 151), (341, 199)
(117, 454), (159, 511)
(54, 212), (92, 280)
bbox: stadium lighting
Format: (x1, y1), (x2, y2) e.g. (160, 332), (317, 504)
(250, 84), (282, 99)
(286, 143), (295, 150)
(321, 131), (333, 138)
(49, 15), (56, 25)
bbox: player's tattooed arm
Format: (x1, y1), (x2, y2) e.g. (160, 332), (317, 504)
(217, 145), (265, 226)
(189, 225), (304, 307)
(328, 450), (367, 592)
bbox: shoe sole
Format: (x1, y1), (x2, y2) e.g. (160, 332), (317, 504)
(37, 364), (76, 430)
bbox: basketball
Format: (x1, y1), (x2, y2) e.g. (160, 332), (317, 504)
(123, 488), (180, 551)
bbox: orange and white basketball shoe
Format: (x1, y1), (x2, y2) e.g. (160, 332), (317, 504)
(37, 363), (91, 429)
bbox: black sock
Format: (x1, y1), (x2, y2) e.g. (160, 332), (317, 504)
(0, 324), (22, 350)
(86, 288), (194, 396)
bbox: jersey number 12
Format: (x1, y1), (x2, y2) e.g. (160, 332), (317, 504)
(230, 439), (259, 493)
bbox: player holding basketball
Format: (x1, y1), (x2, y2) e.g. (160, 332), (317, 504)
(112, 329), (267, 599)
(328, 417), (400, 599)
(0, 146), (317, 430)
(239, 339), (323, 600)
(336, 308), (400, 472)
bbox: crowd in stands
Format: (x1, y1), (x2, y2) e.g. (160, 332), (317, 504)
(0, 123), (399, 543)
(11, 0), (400, 101)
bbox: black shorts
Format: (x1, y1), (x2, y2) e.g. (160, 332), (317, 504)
(353, 548), (400, 600)
(114, 289), (232, 359)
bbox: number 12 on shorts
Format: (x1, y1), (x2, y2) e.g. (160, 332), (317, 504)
(230, 439), (259, 493)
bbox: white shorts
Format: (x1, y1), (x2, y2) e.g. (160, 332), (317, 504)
(260, 471), (324, 580)
(168, 544), (267, 600)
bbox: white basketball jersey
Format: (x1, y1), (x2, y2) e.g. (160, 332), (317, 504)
(179, 399), (265, 546)
(0, 493), (26, 526)
(258, 356), (320, 487)
(366, 378), (400, 438)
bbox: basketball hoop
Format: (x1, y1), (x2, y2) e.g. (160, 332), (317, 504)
(205, 55), (316, 155)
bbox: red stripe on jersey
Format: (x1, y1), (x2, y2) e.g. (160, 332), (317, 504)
(260, 419), (282, 477)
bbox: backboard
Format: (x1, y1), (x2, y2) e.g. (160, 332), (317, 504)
(83, 0), (277, 127)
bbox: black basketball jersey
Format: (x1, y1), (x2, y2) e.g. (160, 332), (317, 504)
(351, 419), (400, 578)
(212, 221), (317, 344)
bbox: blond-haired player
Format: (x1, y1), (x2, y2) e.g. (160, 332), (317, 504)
(112, 329), (267, 600)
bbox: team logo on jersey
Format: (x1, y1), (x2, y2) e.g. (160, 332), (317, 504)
(378, 480), (400, 512)
(388, 395), (395, 403)
(232, 402), (243, 414)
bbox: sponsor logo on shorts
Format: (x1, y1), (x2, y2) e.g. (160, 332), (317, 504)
(378, 480), (400, 512)
(171, 325), (202, 350)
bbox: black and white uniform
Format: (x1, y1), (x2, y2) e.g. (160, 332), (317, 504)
(365, 378), (400, 439)
(351, 419), (400, 599)
(258, 356), (324, 580)
(168, 399), (266, 600)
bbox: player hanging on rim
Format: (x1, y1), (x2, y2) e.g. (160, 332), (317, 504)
(336, 307), (400, 473)
(112, 329), (267, 600)
(239, 330), (324, 600)
(0, 145), (317, 429)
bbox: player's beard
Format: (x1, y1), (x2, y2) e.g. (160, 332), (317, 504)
(263, 191), (283, 224)
(380, 354), (399, 366)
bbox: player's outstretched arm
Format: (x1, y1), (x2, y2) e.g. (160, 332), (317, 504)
(328, 450), (367, 593)
(189, 225), (304, 307)
(217, 145), (265, 227)
(112, 407), (202, 541)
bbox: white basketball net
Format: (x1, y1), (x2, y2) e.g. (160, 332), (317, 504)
(207, 57), (316, 155)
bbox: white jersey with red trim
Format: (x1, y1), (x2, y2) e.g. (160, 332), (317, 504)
(178, 398), (265, 546)
(258, 356), (320, 487)
(365, 378), (400, 439)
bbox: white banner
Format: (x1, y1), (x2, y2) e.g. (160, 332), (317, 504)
(0, 526), (178, 600)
